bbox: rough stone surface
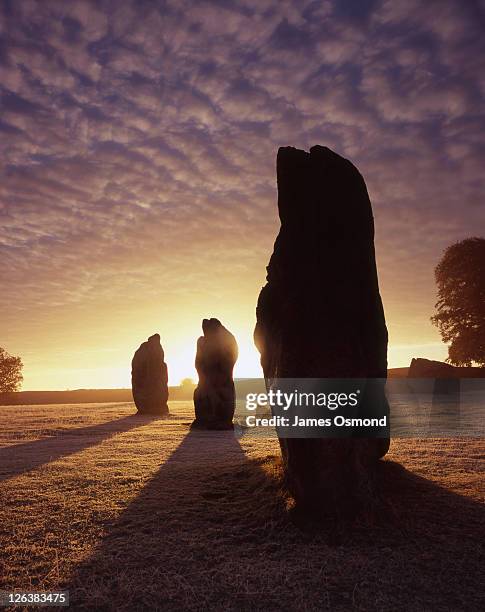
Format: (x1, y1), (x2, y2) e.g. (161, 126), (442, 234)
(131, 334), (169, 415)
(192, 318), (238, 430)
(254, 145), (390, 511)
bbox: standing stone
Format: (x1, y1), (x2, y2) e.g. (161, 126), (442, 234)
(408, 358), (460, 434)
(254, 145), (390, 512)
(131, 333), (169, 415)
(408, 358), (456, 378)
(192, 318), (238, 430)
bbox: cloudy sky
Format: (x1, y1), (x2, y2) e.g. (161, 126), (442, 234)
(1, 0), (484, 390)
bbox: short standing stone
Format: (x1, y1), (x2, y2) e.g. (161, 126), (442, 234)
(192, 318), (238, 430)
(131, 333), (169, 415)
(408, 358), (460, 434)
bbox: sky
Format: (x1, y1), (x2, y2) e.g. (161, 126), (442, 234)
(1, 0), (484, 390)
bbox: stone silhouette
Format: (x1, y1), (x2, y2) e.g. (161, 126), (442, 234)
(254, 145), (390, 512)
(408, 357), (461, 434)
(131, 334), (169, 415)
(192, 318), (238, 430)
(408, 357), (484, 378)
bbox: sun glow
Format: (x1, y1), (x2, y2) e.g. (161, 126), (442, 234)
(16, 290), (449, 391)
(20, 335), (449, 391)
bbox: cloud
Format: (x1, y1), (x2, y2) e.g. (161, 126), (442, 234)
(1, 0), (484, 384)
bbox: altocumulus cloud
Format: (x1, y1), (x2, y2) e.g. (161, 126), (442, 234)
(1, 0), (484, 366)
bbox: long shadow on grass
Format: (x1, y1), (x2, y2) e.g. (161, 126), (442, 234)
(0, 413), (159, 482)
(65, 436), (484, 611)
(65, 429), (287, 610)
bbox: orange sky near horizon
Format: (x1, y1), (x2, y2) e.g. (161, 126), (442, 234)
(2, 1), (482, 391)
(9, 251), (449, 391)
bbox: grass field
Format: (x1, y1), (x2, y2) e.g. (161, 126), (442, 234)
(0, 401), (483, 610)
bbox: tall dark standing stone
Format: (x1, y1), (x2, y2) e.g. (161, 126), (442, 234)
(192, 318), (238, 430)
(131, 333), (169, 416)
(254, 145), (390, 511)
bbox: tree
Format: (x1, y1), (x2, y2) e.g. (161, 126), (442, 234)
(431, 237), (485, 366)
(180, 377), (195, 387)
(0, 347), (23, 393)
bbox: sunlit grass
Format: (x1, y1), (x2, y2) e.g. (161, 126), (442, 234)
(0, 402), (483, 610)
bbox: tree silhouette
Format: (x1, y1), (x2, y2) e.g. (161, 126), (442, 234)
(431, 237), (485, 366)
(0, 347), (23, 393)
(180, 377), (195, 387)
